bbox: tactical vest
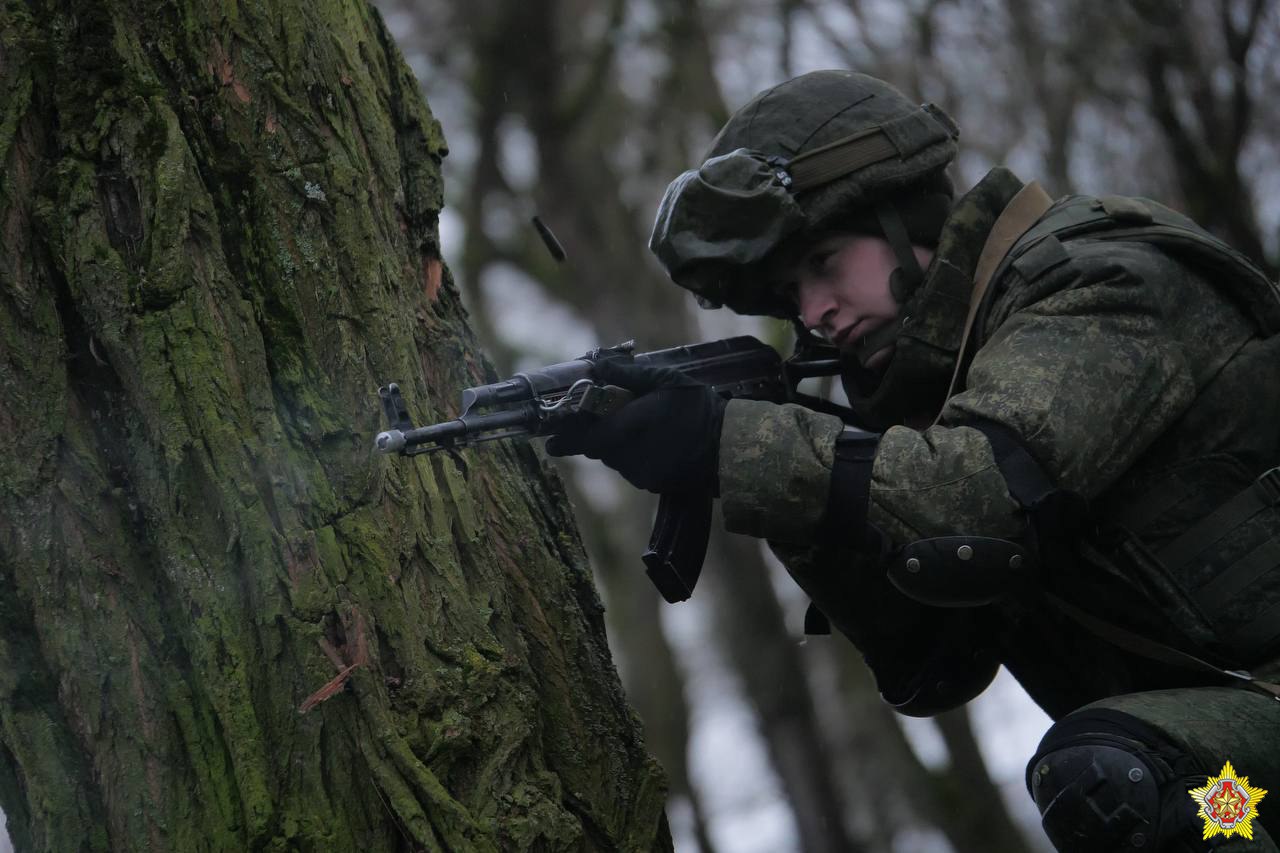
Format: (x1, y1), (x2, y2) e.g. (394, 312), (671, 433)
(976, 193), (1280, 679)
(979, 194), (1280, 336)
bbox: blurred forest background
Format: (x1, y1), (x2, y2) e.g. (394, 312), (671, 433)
(3, 2), (1273, 853)
(364, 0), (1280, 852)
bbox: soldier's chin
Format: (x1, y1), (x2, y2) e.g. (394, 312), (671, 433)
(863, 344), (896, 373)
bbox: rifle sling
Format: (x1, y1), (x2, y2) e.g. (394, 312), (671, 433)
(1043, 591), (1280, 701)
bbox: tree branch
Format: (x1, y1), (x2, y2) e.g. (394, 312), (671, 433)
(558, 0), (627, 129)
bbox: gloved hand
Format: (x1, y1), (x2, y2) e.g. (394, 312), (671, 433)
(545, 359), (727, 495)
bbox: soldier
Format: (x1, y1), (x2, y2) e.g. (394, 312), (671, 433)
(546, 70), (1280, 851)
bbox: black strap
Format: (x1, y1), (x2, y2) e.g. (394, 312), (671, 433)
(820, 428), (879, 546)
(1158, 466), (1280, 570)
(1044, 591), (1280, 701)
(806, 429), (881, 636)
(1197, 535), (1280, 617)
(964, 419), (1058, 510)
(874, 201), (924, 294)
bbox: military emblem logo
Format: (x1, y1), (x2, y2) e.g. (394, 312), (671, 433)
(1188, 760), (1267, 840)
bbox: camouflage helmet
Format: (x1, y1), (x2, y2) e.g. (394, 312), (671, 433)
(649, 70), (959, 317)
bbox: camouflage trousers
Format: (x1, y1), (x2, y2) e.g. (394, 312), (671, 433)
(1044, 683), (1280, 851)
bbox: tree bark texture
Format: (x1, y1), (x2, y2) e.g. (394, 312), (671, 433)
(0, 2), (669, 851)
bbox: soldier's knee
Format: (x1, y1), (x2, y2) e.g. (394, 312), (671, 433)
(1026, 709), (1221, 852)
(1029, 740), (1162, 851)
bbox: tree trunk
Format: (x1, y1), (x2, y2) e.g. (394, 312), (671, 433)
(932, 708), (1033, 853)
(565, 485), (721, 853)
(825, 640), (1037, 853)
(0, 2), (668, 851)
(707, 529), (866, 853)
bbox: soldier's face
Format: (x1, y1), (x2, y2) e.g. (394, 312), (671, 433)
(781, 234), (932, 371)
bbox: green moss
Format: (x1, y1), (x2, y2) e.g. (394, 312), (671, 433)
(497, 775), (582, 851)
(0, 1), (669, 850)
(163, 677), (245, 848)
(0, 74), (32, 189)
(313, 523), (345, 580)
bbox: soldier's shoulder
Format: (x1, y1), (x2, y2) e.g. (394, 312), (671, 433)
(994, 190), (1271, 300)
(982, 235), (1178, 330)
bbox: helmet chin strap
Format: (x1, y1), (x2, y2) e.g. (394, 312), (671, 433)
(875, 200), (924, 303)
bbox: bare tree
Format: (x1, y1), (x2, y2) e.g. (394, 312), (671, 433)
(1125, 0), (1276, 271)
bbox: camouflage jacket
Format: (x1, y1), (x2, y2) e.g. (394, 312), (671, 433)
(717, 168), (1280, 719)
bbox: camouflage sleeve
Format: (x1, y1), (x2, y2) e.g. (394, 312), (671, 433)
(871, 242), (1197, 545)
(717, 244), (1197, 550)
(717, 398), (845, 541)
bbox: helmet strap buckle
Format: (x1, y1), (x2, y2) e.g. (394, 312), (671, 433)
(766, 155), (794, 188)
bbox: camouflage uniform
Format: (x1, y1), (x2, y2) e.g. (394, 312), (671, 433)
(641, 69), (1280, 850)
(718, 166), (1280, 850)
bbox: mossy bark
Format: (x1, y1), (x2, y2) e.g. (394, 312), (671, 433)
(0, 1), (668, 850)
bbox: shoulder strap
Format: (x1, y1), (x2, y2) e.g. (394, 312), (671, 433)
(932, 181), (1053, 426)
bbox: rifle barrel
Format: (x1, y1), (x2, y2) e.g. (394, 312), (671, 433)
(377, 404), (540, 454)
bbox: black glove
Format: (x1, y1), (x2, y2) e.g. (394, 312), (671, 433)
(545, 359), (727, 495)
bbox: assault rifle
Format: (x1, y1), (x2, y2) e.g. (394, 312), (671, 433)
(375, 335), (852, 603)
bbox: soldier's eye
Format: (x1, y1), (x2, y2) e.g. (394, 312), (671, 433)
(808, 251), (834, 275)
(777, 281), (799, 308)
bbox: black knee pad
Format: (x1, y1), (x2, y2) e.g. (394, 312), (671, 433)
(1026, 709), (1219, 852)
